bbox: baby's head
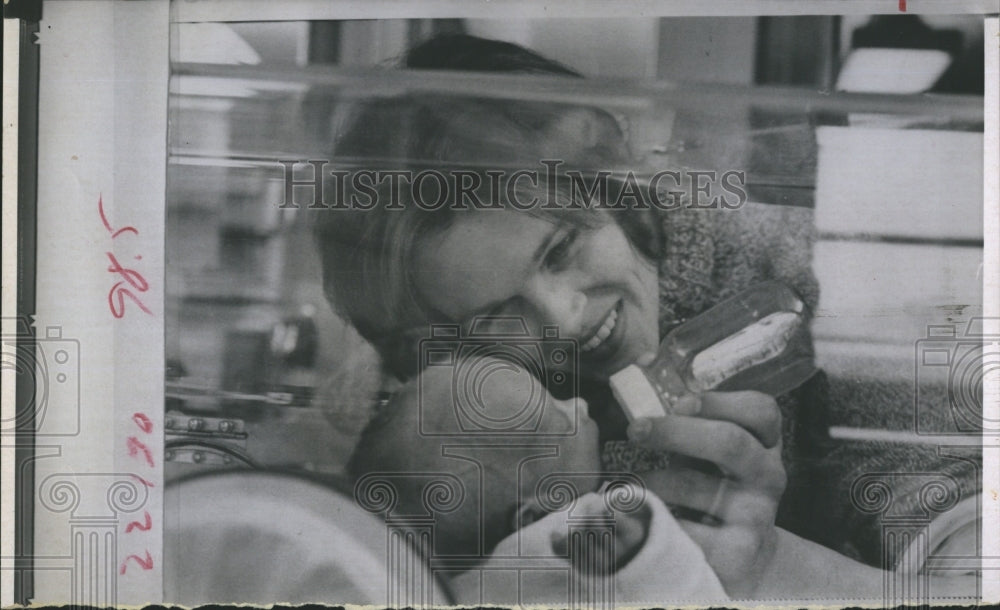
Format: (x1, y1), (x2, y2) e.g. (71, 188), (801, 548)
(347, 358), (602, 556)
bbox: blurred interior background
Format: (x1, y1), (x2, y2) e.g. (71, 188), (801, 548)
(164, 15), (986, 480)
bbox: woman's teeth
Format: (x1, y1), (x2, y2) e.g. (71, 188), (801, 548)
(582, 307), (618, 352)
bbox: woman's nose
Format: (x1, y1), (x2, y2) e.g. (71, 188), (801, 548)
(525, 277), (587, 335)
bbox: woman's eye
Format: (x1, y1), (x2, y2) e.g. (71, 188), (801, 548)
(544, 228), (579, 270)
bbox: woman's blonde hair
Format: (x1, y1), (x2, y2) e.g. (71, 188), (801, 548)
(313, 35), (662, 379)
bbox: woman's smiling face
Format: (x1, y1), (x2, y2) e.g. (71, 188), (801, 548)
(414, 210), (660, 381)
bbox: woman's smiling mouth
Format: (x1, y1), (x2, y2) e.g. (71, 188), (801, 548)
(581, 303), (620, 352)
(579, 298), (629, 372)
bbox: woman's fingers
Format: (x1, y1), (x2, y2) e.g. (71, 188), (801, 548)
(627, 413), (785, 488)
(639, 468), (779, 525)
(696, 391), (783, 449)
(625, 392), (786, 598)
(636, 468), (724, 518)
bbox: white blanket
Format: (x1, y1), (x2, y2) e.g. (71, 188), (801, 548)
(448, 485), (728, 607)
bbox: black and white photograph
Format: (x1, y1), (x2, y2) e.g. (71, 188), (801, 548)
(3, 1), (998, 608)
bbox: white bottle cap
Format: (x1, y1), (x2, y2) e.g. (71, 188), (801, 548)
(608, 365), (667, 421)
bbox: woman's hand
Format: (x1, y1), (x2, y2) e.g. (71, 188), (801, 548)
(627, 390), (786, 599)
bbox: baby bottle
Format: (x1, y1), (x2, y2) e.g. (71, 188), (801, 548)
(609, 280), (817, 421)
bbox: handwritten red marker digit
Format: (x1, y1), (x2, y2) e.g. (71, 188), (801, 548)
(132, 413), (153, 434)
(119, 551), (154, 575)
(106, 252), (150, 292)
(100, 195), (153, 319)
(108, 284), (153, 318)
(98, 193), (138, 238)
(129, 473), (156, 489)
(125, 511), (154, 534)
(102, 191), (161, 578)
(126, 436), (156, 468)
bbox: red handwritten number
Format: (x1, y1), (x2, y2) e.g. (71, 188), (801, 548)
(107, 189), (157, 574)
(132, 413), (153, 434)
(100, 194), (152, 319)
(123, 414), (155, 577)
(126, 436), (156, 468)
(106, 252), (151, 317)
(106, 253), (149, 291)
(98, 194), (138, 238)
(129, 473), (156, 489)
(108, 283), (153, 318)
(125, 511), (153, 533)
(899, 0), (906, 11)
(120, 551), (154, 575)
